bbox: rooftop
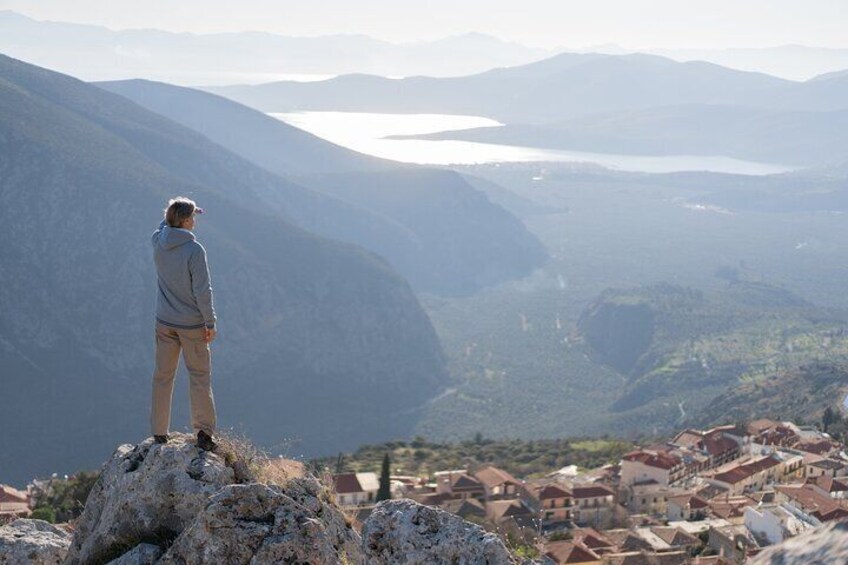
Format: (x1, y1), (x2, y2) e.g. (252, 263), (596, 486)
(623, 450), (680, 471)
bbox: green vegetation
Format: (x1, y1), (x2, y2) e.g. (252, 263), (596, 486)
(698, 362), (848, 439)
(312, 436), (634, 479)
(30, 471), (100, 523)
(377, 453), (391, 502)
(420, 275), (848, 444)
(418, 162), (848, 444)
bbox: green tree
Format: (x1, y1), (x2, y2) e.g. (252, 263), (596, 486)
(31, 471), (99, 523)
(30, 507), (56, 523)
(377, 453), (392, 502)
(823, 406), (837, 433)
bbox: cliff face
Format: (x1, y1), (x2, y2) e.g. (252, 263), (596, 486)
(0, 54), (447, 485)
(577, 299), (656, 375)
(0, 435), (528, 565)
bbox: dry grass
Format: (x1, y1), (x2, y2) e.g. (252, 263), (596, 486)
(207, 432), (357, 527)
(213, 431), (306, 486)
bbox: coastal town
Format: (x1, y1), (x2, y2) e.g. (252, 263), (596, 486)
(330, 418), (848, 564)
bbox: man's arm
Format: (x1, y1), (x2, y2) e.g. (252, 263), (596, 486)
(189, 244), (217, 329)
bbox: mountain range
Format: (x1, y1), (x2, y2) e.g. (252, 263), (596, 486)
(208, 52), (848, 167)
(0, 54), (452, 485)
(209, 52), (848, 122)
(0, 11), (549, 83)
(4, 11), (848, 83)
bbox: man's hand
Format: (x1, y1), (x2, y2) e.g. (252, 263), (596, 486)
(204, 327), (217, 343)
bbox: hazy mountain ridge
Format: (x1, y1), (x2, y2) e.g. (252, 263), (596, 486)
(208, 52), (848, 167)
(97, 78), (547, 295)
(207, 52), (821, 123)
(6, 10), (848, 83)
(0, 10), (550, 82)
(0, 54), (447, 485)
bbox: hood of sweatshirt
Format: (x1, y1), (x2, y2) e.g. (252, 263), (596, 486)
(155, 224), (196, 250)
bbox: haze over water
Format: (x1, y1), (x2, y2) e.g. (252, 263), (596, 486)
(272, 111), (797, 175)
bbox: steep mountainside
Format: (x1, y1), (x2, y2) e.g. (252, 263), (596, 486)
(576, 282), (848, 420)
(97, 79), (547, 295)
(98, 79), (393, 175)
(697, 362), (848, 428)
(0, 54), (447, 485)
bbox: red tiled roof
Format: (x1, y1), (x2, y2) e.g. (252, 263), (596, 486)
(488, 499), (532, 520)
(538, 484), (572, 500)
(545, 540), (601, 564)
(710, 455), (781, 485)
(795, 439), (837, 455)
(807, 476), (848, 494)
(622, 450), (680, 470)
(651, 526), (699, 547)
(667, 493), (709, 510)
(574, 528), (615, 550)
(451, 473), (483, 490)
(440, 498), (486, 518)
(333, 473), (362, 494)
(572, 484), (615, 499)
(708, 495), (756, 519)
(672, 429), (739, 457)
(701, 433), (740, 457)
(474, 466), (521, 489)
(776, 484), (848, 521)
(815, 506), (848, 522)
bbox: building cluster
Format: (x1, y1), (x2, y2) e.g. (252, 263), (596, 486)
(332, 418), (848, 564)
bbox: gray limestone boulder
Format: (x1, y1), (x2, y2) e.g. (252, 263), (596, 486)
(749, 520), (848, 564)
(0, 518), (70, 564)
(361, 498), (520, 565)
(104, 543), (162, 565)
(65, 434), (235, 565)
(159, 479), (363, 564)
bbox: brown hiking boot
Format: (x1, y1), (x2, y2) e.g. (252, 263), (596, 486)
(197, 430), (217, 452)
(154, 435), (168, 444)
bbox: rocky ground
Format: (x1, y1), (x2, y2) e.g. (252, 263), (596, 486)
(0, 433), (529, 564)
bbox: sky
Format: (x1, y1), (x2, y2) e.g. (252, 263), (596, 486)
(2, 0), (847, 50)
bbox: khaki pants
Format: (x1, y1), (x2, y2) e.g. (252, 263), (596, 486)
(151, 322), (216, 436)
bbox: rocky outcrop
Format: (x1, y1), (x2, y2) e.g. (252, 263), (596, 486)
(63, 435), (362, 565)
(7, 436), (531, 565)
(749, 520), (848, 564)
(65, 435), (235, 565)
(0, 518), (70, 564)
(159, 481), (362, 564)
(362, 499), (519, 565)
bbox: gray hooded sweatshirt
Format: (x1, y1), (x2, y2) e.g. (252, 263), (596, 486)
(152, 220), (216, 329)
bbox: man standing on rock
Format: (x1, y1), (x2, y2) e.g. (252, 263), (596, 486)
(150, 197), (218, 451)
